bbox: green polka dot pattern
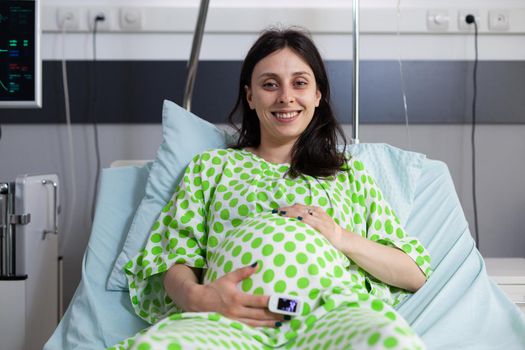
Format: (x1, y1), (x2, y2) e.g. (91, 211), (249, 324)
(109, 297), (426, 350)
(121, 148), (432, 348)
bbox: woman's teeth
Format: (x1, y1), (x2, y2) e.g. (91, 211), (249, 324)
(273, 111), (299, 119)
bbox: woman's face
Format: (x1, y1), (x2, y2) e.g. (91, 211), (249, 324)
(245, 47), (321, 147)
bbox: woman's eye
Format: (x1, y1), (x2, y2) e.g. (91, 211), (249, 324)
(295, 80), (308, 87)
(262, 82), (278, 89)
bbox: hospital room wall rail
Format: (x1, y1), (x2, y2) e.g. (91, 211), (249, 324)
(1, 60), (524, 125)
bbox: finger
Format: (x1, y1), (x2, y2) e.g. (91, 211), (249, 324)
(298, 214), (321, 232)
(236, 294), (287, 321)
(225, 293), (285, 321)
(307, 206), (325, 216)
(300, 206), (332, 224)
(236, 306), (284, 321)
(275, 205), (306, 219)
(273, 205), (293, 216)
(240, 293), (269, 309)
(274, 206), (319, 231)
(237, 318), (284, 328)
(297, 204), (321, 218)
(275, 203), (306, 212)
(226, 262), (258, 283)
(275, 205), (333, 235)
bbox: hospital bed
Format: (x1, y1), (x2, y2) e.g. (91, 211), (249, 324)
(43, 99), (525, 350)
(45, 1), (525, 348)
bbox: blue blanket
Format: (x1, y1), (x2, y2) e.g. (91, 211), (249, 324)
(398, 160), (525, 349)
(44, 159), (525, 349)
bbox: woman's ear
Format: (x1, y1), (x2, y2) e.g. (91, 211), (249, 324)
(315, 89), (321, 107)
(245, 85), (255, 110)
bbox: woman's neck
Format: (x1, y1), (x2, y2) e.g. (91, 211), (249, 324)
(248, 141), (294, 165)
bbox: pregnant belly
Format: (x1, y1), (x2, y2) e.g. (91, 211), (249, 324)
(203, 212), (351, 315)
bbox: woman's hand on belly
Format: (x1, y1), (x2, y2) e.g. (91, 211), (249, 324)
(190, 262), (284, 328)
(277, 204), (344, 250)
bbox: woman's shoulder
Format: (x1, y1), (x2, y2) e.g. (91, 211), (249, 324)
(345, 154), (366, 171)
(338, 153), (380, 188)
(189, 148), (244, 164)
(339, 152), (369, 177)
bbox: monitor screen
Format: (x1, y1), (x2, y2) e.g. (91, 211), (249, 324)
(277, 297), (298, 312)
(0, 0), (41, 108)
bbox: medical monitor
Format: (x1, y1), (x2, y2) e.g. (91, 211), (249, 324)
(0, 0), (41, 108)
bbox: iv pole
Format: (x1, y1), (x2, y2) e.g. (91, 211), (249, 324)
(351, 0), (360, 144)
(183, 0), (210, 112)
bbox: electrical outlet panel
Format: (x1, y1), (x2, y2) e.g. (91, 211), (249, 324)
(88, 8), (112, 31)
(43, 5), (525, 34)
(119, 8), (143, 31)
(57, 8), (80, 30)
(427, 10), (450, 31)
(489, 10), (510, 31)
(458, 10), (481, 31)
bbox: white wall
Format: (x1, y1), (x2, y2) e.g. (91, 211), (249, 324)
(41, 0), (525, 60)
(3, 0), (524, 309)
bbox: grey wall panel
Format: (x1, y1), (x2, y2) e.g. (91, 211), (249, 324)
(1, 60), (524, 124)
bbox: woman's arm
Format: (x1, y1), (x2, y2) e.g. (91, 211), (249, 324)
(163, 264), (202, 311)
(337, 229), (426, 292)
(163, 263), (284, 327)
(277, 204), (427, 293)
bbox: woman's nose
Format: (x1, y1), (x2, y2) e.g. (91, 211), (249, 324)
(278, 87), (295, 104)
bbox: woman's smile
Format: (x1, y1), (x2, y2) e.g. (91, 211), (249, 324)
(272, 110), (301, 122)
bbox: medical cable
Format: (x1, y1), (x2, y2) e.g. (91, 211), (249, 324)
(90, 16), (104, 223)
(59, 18), (77, 254)
(396, 0), (412, 151)
(466, 14), (480, 249)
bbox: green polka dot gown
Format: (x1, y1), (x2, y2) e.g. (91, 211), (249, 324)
(113, 148), (432, 350)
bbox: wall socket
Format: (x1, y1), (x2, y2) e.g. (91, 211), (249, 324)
(458, 10), (481, 31)
(57, 8), (80, 30)
(119, 8), (142, 31)
(427, 10), (450, 31)
(489, 10), (510, 31)
(88, 8), (112, 31)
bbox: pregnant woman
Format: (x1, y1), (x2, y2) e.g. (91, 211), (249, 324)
(112, 27), (432, 350)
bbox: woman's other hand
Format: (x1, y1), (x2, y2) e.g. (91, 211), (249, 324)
(187, 263), (284, 328)
(275, 204), (344, 250)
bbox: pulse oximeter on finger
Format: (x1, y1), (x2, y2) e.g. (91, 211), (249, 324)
(268, 294), (304, 317)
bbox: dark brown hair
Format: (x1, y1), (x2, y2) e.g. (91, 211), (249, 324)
(228, 27), (347, 178)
